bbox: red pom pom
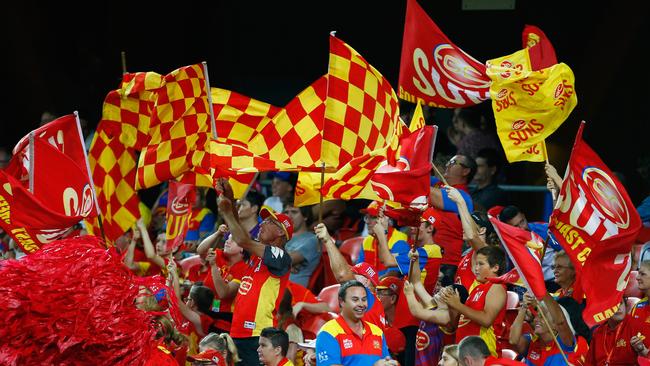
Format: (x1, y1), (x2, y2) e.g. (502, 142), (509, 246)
(0, 236), (161, 365)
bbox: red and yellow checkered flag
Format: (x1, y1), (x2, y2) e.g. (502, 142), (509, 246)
(85, 72), (162, 242)
(210, 76), (327, 172)
(136, 64), (211, 189)
(85, 125), (141, 242)
(322, 35), (402, 170)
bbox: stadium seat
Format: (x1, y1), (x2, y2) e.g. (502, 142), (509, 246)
(339, 236), (363, 264)
(300, 313), (333, 340)
(179, 254), (202, 274)
(625, 271), (642, 298)
(317, 284), (341, 313)
(307, 260), (324, 294)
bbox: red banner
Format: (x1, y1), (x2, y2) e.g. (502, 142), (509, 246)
(522, 25), (558, 71)
(489, 217), (547, 299)
(165, 181), (195, 252)
(398, 0), (490, 107)
(549, 122), (641, 327)
(0, 170), (84, 253)
(370, 126), (436, 208)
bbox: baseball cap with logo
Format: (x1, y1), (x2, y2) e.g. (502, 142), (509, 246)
(187, 349), (226, 364)
(351, 262), (379, 287)
(260, 206), (294, 241)
(376, 276), (403, 296)
(421, 207), (441, 227)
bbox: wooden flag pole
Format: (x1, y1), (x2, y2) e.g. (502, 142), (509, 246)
(319, 163), (325, 223)
(202, 62), (218, 139)
(431, 163), (449, 186)
(537, 299), (571, 365)
(28, 132), (35, 193)
(121, 51), (128, 75)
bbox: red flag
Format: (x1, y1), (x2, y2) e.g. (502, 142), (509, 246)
(549, 121), (641, 327)
(0, 170), (84, 253)
(165, 181), (195, 252)
(489, 216), (547, 300)
(30, 137), (96, 218)
(370, 126), (436, 207)
(487, 268), (523, 287)
(522, 25), (558, 70)
(398, 0), (490, 107)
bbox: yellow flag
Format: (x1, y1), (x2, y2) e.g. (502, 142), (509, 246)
(294, 172), (381, 207)
(409, 101), (426, 132)
(487, 49), (577, 162)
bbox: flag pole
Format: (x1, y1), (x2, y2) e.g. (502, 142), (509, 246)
(74, 111), (106, 242)
(319, 163), (325, 223)
(431, 164), (449, 186)
(121, 51), (128, 75)
(537, 299), (571, 365)
(202, 61), (218, 139)
(241, 172), (259, 200)
(28, 132), (35, 193)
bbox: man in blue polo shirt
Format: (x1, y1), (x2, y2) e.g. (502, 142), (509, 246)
(315, 280), (398, 366)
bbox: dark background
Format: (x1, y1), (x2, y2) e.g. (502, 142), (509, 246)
(2, 1), (649, 218)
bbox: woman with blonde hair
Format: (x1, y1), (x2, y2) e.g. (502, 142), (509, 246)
(188, 332), (241, 366)
(439, 344), (459, 366)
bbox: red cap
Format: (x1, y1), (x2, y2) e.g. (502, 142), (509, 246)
(351, 262), (379, 287)
(260, 206), (294, 240)
(187, 349), (226, 364)
(376, 276), (403, 295)
(384, 326), (406, 353)
(360, 201), (381, 216)
(421, 207), (441, 227)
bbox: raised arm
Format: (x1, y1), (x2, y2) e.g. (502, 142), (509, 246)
(541, 294), (575, 347)
(216, 178), (266, 258)
(442, 283), (506, 328)
(445, 186), (486, 251)
(509, 293), (535, 354)
(314, 222), (354, 283)
(168, 263), (204, 337)
(408, 249), (433, 306)
(374, 214), (398, 268)
(197, 224), (228, 257)
(206, 250), (239, 300)
(403, 281), (450, 325)
(137, 218), (165, 268)
(123, 230), (139, 271)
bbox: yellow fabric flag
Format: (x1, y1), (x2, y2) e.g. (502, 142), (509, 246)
(294, 171), (380, 207)
(409, 101), (426, 132)
(487, 49), (577, 163)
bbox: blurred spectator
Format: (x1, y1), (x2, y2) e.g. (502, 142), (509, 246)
(283, 201), (320, 287)
(263, 172), (297, 213)
(471, 148), (509, 213)
(452, 107), (499, 160)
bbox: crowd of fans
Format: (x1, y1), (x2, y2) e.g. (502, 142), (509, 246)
(1, 106), (650, 366)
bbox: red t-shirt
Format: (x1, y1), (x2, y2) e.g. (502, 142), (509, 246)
(363, 290), (387, 330)
(586, 318), (637, 366)
(629, 296), (650, 341)
(455, 282), (506, 356)
(230, 246), (291, 338)
(455, 250), (476, 290)
(202, 249), (248, 313)
(431, 182), (467, 266)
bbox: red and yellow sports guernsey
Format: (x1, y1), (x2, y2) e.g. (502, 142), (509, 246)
(230, 245), (291, 338)
(202, 249), (248, 313)
(277, 357), (294, 366)
(315, 316), (390, 365)
(455, 281), (506, 357)
(363, 289), (387, 330)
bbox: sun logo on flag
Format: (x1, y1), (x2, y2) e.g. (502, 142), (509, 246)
(582, 167), (630, 229)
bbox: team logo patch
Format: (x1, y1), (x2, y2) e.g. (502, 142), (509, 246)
(582, 167), (630, 229)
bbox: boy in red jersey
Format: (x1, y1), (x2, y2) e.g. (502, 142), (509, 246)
(216, 178), (293, 366)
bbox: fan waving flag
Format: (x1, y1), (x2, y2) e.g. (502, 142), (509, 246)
(487, 50), (577, 163)
(136, 64), (211, 189)
(549, 122), (641, 328)
(489, 216), (547, 299)
(323, 34), (402, 170)
(398, 0), (490, 107)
